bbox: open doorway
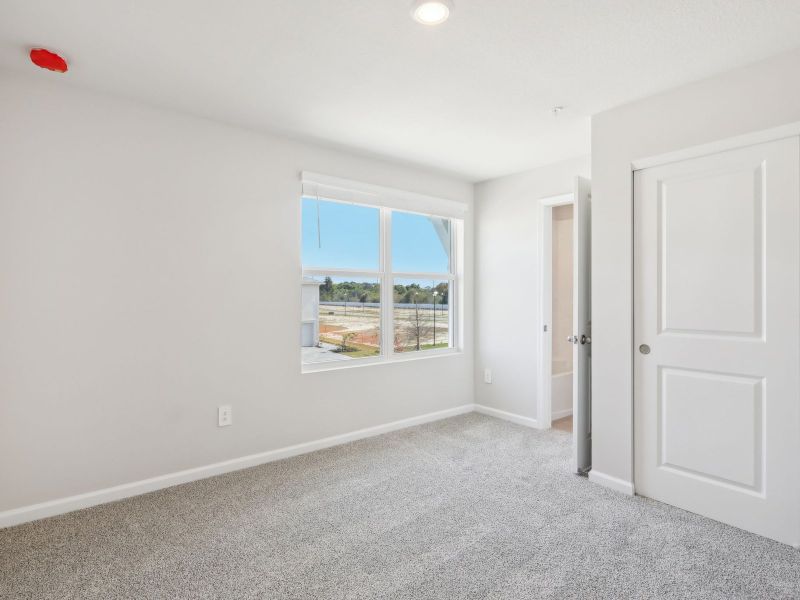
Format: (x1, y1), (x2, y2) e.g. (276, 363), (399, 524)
(550, 204), (574, 434)
(538, 177), (592, 474)
(538, 193), (574, 433)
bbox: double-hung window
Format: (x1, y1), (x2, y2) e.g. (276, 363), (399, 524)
(300, 173), (463, 370)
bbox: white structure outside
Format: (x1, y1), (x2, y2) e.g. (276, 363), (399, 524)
(301, 278), (322, 347)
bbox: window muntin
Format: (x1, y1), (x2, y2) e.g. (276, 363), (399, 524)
(301, 197), (459, 369)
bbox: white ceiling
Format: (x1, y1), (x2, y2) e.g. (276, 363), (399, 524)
(1, 1), (799, 181)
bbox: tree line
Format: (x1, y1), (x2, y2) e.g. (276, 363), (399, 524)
(319, 277), (449, 305)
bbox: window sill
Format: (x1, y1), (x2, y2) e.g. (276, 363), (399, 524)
(301, 348), (463, 374)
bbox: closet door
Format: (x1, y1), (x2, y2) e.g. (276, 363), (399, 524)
(633, 136), (800, 546)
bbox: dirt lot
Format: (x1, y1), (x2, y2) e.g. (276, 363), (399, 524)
(318, 303), (449, 353)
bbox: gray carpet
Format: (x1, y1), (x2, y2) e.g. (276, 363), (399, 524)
(1, 413), (799, 599)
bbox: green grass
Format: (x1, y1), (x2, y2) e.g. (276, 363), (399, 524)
(396, 342), (450, 353)
(320, 336), (449, 358)
(421, 342), (449, 350)
(320, 336), (380, 359)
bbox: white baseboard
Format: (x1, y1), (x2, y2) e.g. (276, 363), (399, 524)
(0, 404), (474, 529)
(473, 404), (541, 429)
(588, 470), (635, 496)
(551, 408), (573, 420)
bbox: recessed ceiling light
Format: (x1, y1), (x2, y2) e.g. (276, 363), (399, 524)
(410, 0), (453, 26)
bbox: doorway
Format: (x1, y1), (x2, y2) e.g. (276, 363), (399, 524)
(551, 203), (574, 433)
(539, 177), (592, 474)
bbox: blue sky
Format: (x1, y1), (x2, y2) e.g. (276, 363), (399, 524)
(302, 198), (450, 273)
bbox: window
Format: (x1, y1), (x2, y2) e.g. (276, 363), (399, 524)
(301, 180), (461, 370)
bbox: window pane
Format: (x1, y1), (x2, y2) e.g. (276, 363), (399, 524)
(302, 275), (381, 365)
(392, 211), (450, 273)
(393, 279), (450, 353)
(302, 198), (379, 270)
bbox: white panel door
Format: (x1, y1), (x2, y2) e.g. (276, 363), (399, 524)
(633, 136), (800, 546)
(573, 176), (592, 474)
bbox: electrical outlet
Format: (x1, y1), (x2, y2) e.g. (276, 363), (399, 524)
(484, 368), (492, 384)
(218, 405), (232, 427)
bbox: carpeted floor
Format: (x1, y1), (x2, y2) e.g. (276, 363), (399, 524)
(2, 413), (799, 599)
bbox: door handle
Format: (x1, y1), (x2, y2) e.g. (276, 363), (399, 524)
(639, 344), (650, 355)
(567, 335), (578, 344)
(580, 335), (591, 345)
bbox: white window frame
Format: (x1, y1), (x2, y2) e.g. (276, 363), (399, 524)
(301, 175), (464, 373)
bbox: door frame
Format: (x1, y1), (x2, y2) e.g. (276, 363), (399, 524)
(629, 121), (800, 547)
(537, 192), (574, 430)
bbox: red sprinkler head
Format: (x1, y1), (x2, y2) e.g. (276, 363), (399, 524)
(30, 48), (68, 73)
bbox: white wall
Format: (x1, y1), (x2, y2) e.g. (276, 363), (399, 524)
(592, 48), (800, 486)
(474, 156), (590, 420)
(0, 71), (474, 513)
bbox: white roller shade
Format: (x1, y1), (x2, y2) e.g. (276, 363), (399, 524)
(300, 171), (468, 218)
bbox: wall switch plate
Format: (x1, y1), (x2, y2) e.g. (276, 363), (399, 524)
(484, 368), (492, 384)
(218, 405), (232, 427)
